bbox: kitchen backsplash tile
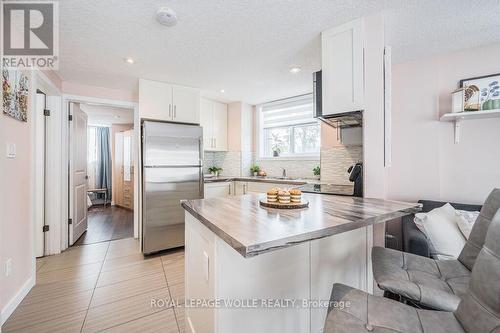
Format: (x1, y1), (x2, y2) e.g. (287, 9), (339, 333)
(255, 154), (319, 179)
(320, 146), (363, 185)
(204, 151), (242, 176)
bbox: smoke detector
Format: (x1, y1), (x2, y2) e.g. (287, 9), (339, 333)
(156, 7), (178, 27)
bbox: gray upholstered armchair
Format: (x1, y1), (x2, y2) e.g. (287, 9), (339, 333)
(402, 200), (482, 258)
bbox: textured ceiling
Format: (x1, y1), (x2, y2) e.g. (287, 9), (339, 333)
(58, 0), (500, 104)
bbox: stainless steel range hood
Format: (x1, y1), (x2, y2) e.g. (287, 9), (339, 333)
(313, 70), (363, 128)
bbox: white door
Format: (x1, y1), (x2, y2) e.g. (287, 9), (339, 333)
(35, 93), (46, 257)
(172, 85), (200, 124)
(69, 103), (88, 245)
(212, 101), (228, 151)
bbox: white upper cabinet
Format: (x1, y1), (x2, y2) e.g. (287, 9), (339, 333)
(212, 101), (228, 151)
(139, 79), (200, 124)
(172, 85), (200, 124)
(321, 18), (365, 116)
(200, 98), (227, 151)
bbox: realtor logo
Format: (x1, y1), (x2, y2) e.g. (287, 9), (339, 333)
(2, 1), (59, 69)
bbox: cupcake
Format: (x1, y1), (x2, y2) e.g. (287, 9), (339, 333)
(278, 190), (291, 204)
(267, 188), (279, 202)
(289, 189), (302, 203)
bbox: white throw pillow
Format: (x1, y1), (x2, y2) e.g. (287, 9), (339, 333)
(455, 210), (480, 239)
(413, 203), (466, 259)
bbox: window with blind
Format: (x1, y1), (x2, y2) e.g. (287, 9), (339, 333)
(258, 94), (320, 158)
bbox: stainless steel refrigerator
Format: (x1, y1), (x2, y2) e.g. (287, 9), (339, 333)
(142, 120), (204, 254)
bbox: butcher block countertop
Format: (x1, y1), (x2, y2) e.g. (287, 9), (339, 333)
(181, 194), (421, 258)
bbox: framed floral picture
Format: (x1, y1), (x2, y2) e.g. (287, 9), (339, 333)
(2, 69), (29, 122)
(460, 73), (500, 111)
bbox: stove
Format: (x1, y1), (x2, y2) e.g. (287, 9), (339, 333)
(298, 184), (354, 196)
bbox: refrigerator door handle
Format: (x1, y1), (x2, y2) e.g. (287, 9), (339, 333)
(169, 104), (172, 118)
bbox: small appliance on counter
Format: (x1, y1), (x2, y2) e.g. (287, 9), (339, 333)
(348, 162), (363, 197)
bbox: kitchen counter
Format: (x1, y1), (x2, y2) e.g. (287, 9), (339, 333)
(183, 194), (421, 333)
(203, 176), (309, 185)
(181, 193), (420, 257)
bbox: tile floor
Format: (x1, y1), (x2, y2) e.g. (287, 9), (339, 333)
(2, 238), (185, 333)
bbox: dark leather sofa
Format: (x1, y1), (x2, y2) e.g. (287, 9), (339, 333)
(402, 200), (482, 258)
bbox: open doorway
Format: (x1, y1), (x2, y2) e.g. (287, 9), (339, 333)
(70, 102), (135, 246)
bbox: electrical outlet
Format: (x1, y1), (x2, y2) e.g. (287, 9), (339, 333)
(5, 258), (12, 277)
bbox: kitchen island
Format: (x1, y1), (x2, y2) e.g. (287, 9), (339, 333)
(181, 194), (420, 333)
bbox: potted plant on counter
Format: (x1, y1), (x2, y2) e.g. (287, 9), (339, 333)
(250, 165), (260, 177)
(208, 166), (223, 177)
(313, 166), (320, 180)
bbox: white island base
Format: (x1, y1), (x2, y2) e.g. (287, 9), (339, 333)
(184, 212), (374, 333)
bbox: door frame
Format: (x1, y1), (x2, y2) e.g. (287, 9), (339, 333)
(62, 94), (140, 251)
(33, 71), (63, 257)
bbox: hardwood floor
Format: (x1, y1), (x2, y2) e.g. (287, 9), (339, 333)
(2, 238), (186, 333)
(75, 206), (133, 246)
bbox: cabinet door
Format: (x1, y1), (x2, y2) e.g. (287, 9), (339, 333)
(204, 182), (232, 198)
(321, 18), (364, 115)
(212, 101), (228, 151)
(233, 181), (248, 196)
(172, 85), (200, 124)
(139, 79), (173, 121)
(200, 98), (214, 151)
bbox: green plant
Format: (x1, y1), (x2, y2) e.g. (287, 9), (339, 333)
(208, 166), (223, 173)
(313, 166), (321, 176)
(250, 165), (260, 173)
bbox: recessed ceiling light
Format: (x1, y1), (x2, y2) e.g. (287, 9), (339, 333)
(156, 7), (178, 27)
(124, 57), (135, 64)
(289, 66), (301, 74)
(220, 89), (225, 93)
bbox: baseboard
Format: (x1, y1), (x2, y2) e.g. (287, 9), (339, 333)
(1, 276), (35, 326)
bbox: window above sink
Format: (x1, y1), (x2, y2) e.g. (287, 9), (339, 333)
(257, 94), (320, 160)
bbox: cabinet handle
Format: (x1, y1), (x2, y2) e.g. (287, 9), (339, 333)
(169, 104), (172, 118)
(228, 185), (231, 195)
(243, 184), (247, 194)
(174, 105), (177, 118)
(214, 138), (216, 148)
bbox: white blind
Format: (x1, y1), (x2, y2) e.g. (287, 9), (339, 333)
(261, 94), (315, 128)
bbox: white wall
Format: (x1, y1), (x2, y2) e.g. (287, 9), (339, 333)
(389, 43), (500, 205)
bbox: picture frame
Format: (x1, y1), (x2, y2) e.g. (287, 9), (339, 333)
(459, 73), (500, 111)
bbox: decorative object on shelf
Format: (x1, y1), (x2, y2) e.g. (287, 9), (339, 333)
(452, 86), (480, 112)
(2, 69), (29, 122)
(208, 166), (223, 177)
(313, 166), (321, 180)
(250, 165), (260, 177)
(460, 73), (500, 111)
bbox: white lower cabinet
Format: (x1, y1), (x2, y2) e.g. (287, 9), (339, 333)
(204, 182), (232, 198)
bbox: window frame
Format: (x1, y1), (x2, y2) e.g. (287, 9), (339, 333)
(257, 94), (320, 161)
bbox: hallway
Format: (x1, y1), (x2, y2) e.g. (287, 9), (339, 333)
(2, 238), (185, 333)
(75, 206), (134, 246)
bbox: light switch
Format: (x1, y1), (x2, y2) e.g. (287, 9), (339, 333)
(6, 143), (16, 159)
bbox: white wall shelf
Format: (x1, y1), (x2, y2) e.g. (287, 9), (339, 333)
(440, 109), (500, 144)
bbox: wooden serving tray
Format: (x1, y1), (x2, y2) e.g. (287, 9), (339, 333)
(259, 199), (309, 209)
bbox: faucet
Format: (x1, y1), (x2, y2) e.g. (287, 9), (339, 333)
(281, 168), (287, 179)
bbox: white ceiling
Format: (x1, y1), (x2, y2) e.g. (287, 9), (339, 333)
(81, 104), (134, 126)
(58, 0), (500, 105)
